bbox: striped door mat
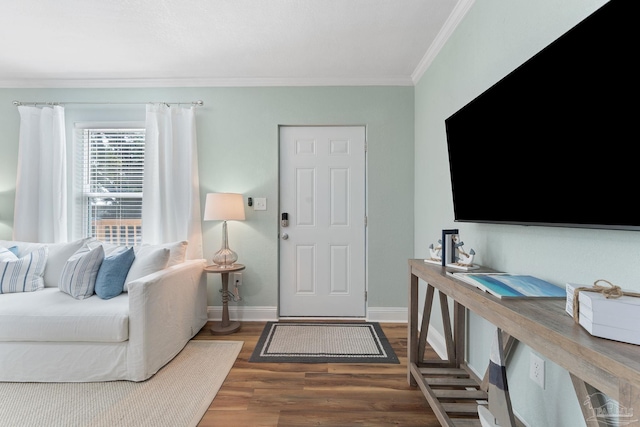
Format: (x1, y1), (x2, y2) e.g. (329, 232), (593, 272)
(249, 322), (399, 363)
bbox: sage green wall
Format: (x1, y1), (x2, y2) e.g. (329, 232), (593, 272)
(414, 0), (635, 425)
(0, 86), (414, 312)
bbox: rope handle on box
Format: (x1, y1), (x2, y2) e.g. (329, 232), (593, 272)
(572, 279), (640, 323)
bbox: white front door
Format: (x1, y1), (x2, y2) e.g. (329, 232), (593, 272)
(279, 126), (366, 317)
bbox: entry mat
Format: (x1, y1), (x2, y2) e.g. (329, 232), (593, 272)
(249, 321), (399, 364)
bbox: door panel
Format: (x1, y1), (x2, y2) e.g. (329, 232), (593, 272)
(279, 126), (366, 317)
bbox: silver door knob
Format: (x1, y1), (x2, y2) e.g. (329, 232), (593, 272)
(281, 233), (289, 240)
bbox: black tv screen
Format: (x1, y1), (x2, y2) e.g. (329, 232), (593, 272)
(445, 0), (638, 231)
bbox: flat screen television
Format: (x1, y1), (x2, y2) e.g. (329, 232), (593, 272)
(445, 0), (637, 231)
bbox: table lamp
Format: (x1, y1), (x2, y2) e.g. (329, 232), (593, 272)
(204, 193), (245, 268)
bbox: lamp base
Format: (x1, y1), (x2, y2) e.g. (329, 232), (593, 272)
(212, 248), (238, 268)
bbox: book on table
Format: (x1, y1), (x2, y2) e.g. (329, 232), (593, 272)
(450, 272), (566, 299)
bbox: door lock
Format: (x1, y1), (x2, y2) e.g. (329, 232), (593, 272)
(281, 212), (289, 227)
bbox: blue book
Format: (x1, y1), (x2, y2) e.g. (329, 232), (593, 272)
(452, 272), (565, 299)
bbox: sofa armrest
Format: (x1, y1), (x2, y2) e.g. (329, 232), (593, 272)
(126, 259), (207, 381)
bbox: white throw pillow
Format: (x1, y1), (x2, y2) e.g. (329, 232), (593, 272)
(134, 241), (188, 267)
(123, 247), (170, 291)
(0, 246), (48, 293)
(58, 244), (105, 300)
(0, 237), (94, 288)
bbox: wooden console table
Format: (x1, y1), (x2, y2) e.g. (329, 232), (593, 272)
(408, 259), (640, 427)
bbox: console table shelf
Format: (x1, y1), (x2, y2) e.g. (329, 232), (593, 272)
(408, 259), (640, 427)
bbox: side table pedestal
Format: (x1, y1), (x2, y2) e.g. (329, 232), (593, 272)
(204, 264), (245, 335)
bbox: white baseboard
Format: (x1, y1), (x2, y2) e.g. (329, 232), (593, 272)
(207, 306), (278, 322)
(425, 324), (448, 360)
(207, 306), (408, 323)
(365, 307), (407, 322)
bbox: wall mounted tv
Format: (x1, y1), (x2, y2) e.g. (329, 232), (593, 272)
(445, 0), (637, 231)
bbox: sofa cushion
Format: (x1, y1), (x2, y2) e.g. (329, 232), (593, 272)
(95, 247), (135, 300)
(0, 246), (48, 293)
(134, 240), (188, 267)
(124, 247), (170, 291)
(0, 238), (94, 288)
(0, 288), (129, 342)
(58, 244), (105, 300)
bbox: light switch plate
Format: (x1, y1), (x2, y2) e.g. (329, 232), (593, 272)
(254, 197), (267, 210)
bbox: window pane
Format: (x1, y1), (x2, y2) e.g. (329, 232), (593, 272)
(81, 127), (145, 245)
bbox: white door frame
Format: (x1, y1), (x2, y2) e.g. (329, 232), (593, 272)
(277, 124), (368, 318)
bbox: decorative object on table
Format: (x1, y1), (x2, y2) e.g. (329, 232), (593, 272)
(440, 229), (459, 266)
(249, 322), (399, 364)
(567, 280), (640, 345)
(425, 241), (442, 264)
(446, 235), (479, 270)
(451, 272), (566, 299)
(203, 192), (245, 268)
(425, 231), (479, 270)
(204, 263), (246, 335)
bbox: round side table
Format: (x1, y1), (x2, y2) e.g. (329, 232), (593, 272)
(204, 264), (245, 335)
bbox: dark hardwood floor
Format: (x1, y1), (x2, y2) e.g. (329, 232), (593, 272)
(193, 321), (441, 426)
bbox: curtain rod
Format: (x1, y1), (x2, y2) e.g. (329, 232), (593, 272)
(12, 100), (204, 107)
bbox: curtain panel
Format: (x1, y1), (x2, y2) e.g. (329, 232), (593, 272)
(14, 106), (68, 243)
(143, 104), (203, 259)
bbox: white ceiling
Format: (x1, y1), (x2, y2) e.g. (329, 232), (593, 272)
(0, 0), (471, 88)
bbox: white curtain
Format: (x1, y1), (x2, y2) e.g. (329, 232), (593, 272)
(143, 104), (203, 259)
(13, 106), (67, 243)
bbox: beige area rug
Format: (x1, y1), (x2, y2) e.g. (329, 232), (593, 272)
(0, 340), (243, 427)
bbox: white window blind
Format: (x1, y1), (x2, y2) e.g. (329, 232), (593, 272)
(79, 126), (145, 246)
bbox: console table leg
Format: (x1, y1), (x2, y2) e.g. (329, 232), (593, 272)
(408, 271), (419, 385)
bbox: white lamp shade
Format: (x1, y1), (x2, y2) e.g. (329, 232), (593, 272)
(204, 193), (246, 221)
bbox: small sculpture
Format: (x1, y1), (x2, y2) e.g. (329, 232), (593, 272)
(428, 241), (442, 262)
(451, 236), (475, 266)
(456, 247), (476, 266)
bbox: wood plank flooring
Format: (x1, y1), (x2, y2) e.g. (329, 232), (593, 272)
(193, 321), (441, 426)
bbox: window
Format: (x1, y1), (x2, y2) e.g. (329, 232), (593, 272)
(76, 124), (145, 246)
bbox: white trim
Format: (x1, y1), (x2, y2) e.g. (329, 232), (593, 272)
(208, 306), (279, 322)
(365, 306), (407, 323)
(207, 306), (407, 323)
(0, 76), (414, 89)
(426, 324), (448, 360)
(411, 0), (476, 84)
(415, 309), (448, 360)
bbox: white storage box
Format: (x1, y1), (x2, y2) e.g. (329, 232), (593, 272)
(566, 283), (640, 345)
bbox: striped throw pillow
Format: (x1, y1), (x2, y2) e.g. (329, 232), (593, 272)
(0, 246), (48, 293)
(58, 244), (105, 300)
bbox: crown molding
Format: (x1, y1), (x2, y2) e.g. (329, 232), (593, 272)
(0, 76), (414, 89)
(411, 0), (476, 84)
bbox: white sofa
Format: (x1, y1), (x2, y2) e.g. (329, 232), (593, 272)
(0, 238), (207, 382)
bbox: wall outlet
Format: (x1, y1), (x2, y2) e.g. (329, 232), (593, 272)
(232, 272), (243, 287)
(530, 352), (545, 389)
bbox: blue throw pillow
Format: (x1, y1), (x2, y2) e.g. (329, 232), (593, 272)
(94, 247), (136, 300)
(7, 246), (19, 255)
